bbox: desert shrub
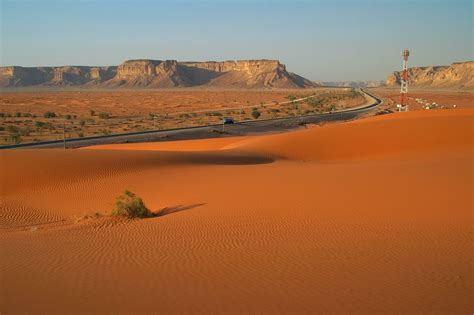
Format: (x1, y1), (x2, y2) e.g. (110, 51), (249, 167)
(20, 127), (31, 136)
(15, 112), (22, 117)
(251, 110), (261, 119)
(43, 111), (56, 118)
(205, 112), (223, 117)
(90, 110), (96, 116)
(65, 114), (72, 120)
(0, 126), (4, 131)
(80, 120), (86, 126)
(9, 134), (22, 144)
(99, 128), (111, 136)
(98, 112), (109, 119)
(0, 113), (5, 118)
(6, 125), (20, 133)
(111, 190), (152, 218)
(326, 104), (336, 112)
(287, 95), (297, 101)
(77, 132), (84, 138)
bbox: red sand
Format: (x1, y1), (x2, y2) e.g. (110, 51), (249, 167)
(1, 109), (473, 313)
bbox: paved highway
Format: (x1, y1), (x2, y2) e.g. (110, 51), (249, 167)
(0, 89), (382, 149)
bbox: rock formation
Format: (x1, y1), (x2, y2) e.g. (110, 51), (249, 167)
(0, 59), (318, 89)
(386, 61), (473, 89)
(321, 81), (384, 88)
(0, 65), (117, 86)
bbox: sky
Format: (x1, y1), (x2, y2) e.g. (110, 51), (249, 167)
(1, 0), (472, 81)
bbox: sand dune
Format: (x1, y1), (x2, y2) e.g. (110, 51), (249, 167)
(1, 109), (472, 313)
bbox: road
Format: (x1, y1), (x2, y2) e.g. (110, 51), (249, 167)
(0, 89), (382, 149)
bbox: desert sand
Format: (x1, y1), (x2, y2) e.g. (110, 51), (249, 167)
(371, 88), (474, 112)
(1, 108), (473, 313)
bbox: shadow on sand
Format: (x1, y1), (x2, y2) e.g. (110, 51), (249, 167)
(177, 152), (274, 165)
(154, 203), (206, 218)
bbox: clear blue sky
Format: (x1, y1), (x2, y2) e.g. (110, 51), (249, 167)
(1, 0), (472, 81)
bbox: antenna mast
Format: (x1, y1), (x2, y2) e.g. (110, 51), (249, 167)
(398, 49), (410, 112)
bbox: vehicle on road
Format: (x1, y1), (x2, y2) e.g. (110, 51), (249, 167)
(223, 118), (234, 124)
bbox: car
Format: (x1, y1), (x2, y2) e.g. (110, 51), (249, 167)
(223, 118), (234, 124)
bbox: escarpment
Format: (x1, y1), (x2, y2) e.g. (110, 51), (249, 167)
(386, 61), (473, 89)
(1, 59), (319, 89)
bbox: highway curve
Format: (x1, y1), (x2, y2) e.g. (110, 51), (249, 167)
(0, 89), (382, 149)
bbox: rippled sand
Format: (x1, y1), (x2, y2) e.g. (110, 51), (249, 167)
(1, 109), (472, 313)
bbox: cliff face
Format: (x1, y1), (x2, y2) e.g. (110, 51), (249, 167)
(0, 59), (318, 89)
(321, 81), (384, 88)
(386, 61), (474, 89)
(180, 60), (316, 88)
(0, 66), (117, 86)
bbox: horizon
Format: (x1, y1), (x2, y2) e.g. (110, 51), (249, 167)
(1, 0), (473, 81)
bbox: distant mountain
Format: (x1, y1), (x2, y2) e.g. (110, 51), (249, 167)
(321, 81), (384, 88)
(386, 61), (473, 89)
(0, 59), (319, 89)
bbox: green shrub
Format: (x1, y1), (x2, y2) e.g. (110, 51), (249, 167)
(65, 114), (72, 120)
(111, 190), (152, 218)
(251, 110), (261, 119)
(9, 133), (22, 144)
(98, 112), (109, 119)
(6, 125), (20, 133)
(99, 128), (111, 136)
(20, 127), (31, 136)
(43, 111), (56, 118)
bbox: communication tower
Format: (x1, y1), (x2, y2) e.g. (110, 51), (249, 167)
(397, 49), (410, 112)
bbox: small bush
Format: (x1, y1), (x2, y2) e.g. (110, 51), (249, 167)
(98, 112), (109, 119)
(43, 111), (56, 118)
(111, 190), (152, 218)
(251, 110), (261, 119)
(65, 114), (72, 120)
(20, 127), (31, 136)
(99, 128), (111, 136)
(6, 125), (20, 133)
(90, 110), (96, 116)
(8, 133), (22, 144)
